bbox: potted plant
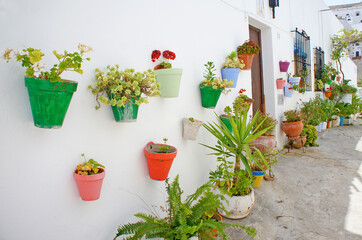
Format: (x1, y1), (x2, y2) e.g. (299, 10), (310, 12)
(292, 84), (306, 94)
(336, 102), (354, 126)
(284, 83), (294, 97)
(249, 151), (277, 187)
(182, 117), (203, 140)
(74, 154), (105, 201)
(301, 125), (318, 147)
(114, 175), (256, 240)
(281, 110), (304, 138)
(276, 78), (286, 89)
(89, 66), (160, 122)
(237, 40), (260, 70)
(200, 61), (233, 109)
(279, 60), (290, 72)
(144, 138), (177, 181)
(151, 49), (182, 98)
(288, 73), (301, 85)
(221, 51), (245, 88)
(250, 112), (278, 152)
(202, 110), (275, 219)
(324, 87), (332, 98)
(3, 44), (91, 128)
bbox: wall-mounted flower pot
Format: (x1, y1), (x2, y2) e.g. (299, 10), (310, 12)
(238, 54), (254, 70)
(155, 68), (182, 98)
(281, 120), (304, 138)
(144, 142), (177, 181)
(217, 189), (255, 219)
(25, 77), (77, 129)
(250, 135), (276, 152)
(284, 83), (294, 98)
(182, 118), (203, 140)
(339, 116), (345, 126)
(221, 68), (240, 88)
(252, 171), (265, 188)
(279, 61), (290, 72)
(288, 77), (301, 85)
(74, 169), (105, 201)
(341, 93), (352, 104)
(200, 84), (223, 109)
(110, 97), (139, 122)
(324, 90), (332, 98)
(276, 79), (286, 89)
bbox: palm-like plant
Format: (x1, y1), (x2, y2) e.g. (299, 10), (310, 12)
(114, 175), (255, 240)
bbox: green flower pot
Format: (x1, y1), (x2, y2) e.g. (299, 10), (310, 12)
(25, 77), (77, 129)
(220, 115), (233, 133)
(110, 97), (139, 122)
(155, 68), (183, 98)
(200, 84), (223, 109)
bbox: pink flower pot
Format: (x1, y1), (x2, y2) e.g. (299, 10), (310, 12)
(74, 169), (105, 201)
(279, 61), (290, 72)
(276, 79), (286, 89)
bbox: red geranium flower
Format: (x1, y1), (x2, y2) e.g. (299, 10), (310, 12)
(169, 51), (176, 60)
(151, 50), (161, 62)
(239, 88), (246, 94)
(163, 50), (171, 59)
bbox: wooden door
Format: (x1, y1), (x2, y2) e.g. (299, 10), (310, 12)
(249, 25), (265, 115)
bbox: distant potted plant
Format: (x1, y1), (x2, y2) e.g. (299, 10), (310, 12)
(182, 117), (203, 140)
(144, 138), (177, 181)
(281, 110), (304, 138)
(114, 175), (256, 240)
(276, 78), (286, 89)
(336, 102), (354, 126)
(200, 61), (233, 109)
(301, 125), (318, 147)
(151, 49), (182, 98)
(279, 60), (290, 72)
(249, 151), (276, 188)
(324, 87), (332, 98)
(3, 44), (91, 128)
(221, 51), (245, 88)
(250, 112), (278, 152)
(288, 73), (301, 85)
(237, 40), (260, 70)
(74, 154), (105, 201)
(292, 84), (306, 94)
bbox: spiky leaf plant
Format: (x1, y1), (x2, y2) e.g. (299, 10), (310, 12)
(114, 175), (256, 240)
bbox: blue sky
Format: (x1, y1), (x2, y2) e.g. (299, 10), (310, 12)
(323, 0), (361, 6)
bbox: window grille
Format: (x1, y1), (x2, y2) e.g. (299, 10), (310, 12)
(314, 47), (324, 91)
(292, 28), (311, 91)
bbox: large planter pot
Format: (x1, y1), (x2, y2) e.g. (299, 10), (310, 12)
(252, 171), (265, 188)
(182, 118), (203, 140)
(288, 77), (301, 85)
(279, 61), (290, 72)
(217, 189), (255, 219)
(155, 68), (182, 98)
(110, 97), (139, 122)
(324, 91), (332, 98)
(250, 135), (276, 152)
(284, 83), (294, 98)
(281, 120), (304, 138)
(238, 54), (254, 70)
(332, 117), (340, 127)
(276, 79), (286, 89)
(200, 84), (223, 109)
(339, 116), (345, 126)
(221, 68), (240, 88)
(25, 77), (78, 129)
(341, 93), (352, 104)
(292, 135), (307, 149)
(144, 142), (177, 181)
(74, 169), (105, 201)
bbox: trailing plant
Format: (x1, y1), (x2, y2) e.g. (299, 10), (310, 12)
(237, 40), (261, 55)
(252, 112), (278, 136)
(283, 110), (302, 123)
(151, 49), (176, 69)
(114, 175), (256, 240)
(3, 44), (92, 82)
(301, 125), (318, 147)
(76, 154), (105, 176)
(222, 51), (245, 69)
(201, 61), (233, 90)
(89, 65), (160, 110)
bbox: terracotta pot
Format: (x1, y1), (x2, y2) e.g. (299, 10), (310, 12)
(324, 90), (332, 98)
(250, 135), (276, 152)
(276, 79), (286, 89)
(292, 136), (307, 149)
(238, 54), (254, 70)
(281, 120), (304, 138)
(74, 169), (105, 201)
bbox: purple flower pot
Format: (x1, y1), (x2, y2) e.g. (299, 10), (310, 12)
(279, 61), (290, 72)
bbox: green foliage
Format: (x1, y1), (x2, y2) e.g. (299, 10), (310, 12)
(114, 175), (256, 240)
(158, 138), (171, 153)
(283, 110), (302, 123)
(3, 44), (91, 82)
(335, 102), (355, 117)
(89, 66), (160, 109)
(320, 62), (338, 85)
(76, 153), (105, 175)
(222, 51), (245, 69)
(250, 151), (278, 171)
(351, 95), (362, 114)
(201, 62), (233, 90)
(252, 112), (278, 136)
(318, 97), (336, 121)
(237, 40), (261, 55)
(315, 79), (325, 91)
(299, 98), (325, 125)
(301, 125), (318, 147)
(292, 84), (306, 94)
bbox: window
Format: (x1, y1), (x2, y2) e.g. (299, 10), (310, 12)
(356, 51), (360, 57)
(356, 12), (360, 16)
(314, 47), (324, 91)
(292, 28), (311, 91)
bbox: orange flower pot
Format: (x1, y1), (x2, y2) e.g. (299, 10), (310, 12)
(74, 169), (105, 201)
(250, 135), (276, 152)
(281, 120), (304, 138)
(144, 142), (177, 181)
(238, 54), (254, 70)
(324, 90), (332, 98)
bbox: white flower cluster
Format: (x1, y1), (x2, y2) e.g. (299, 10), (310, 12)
(78, 44), (92, 54)
(32, 61), (46, 77)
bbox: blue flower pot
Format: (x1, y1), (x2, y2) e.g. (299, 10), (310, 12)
(284, 83), (294, 98)
(288, 77), (301, 85)
(340, 116), (345, 126)
(221, 68), (240, 88)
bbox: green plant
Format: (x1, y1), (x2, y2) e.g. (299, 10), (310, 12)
(301, 125), (318, 147)
(249, 150), (278, 171)
(315, 79), (325, 91)
(89, 66), (160, 110)
(224, 89), (253, 116)
(237, 40), (261, 55)
(114, 175), (256, 240)
(3, 44), (91, 82)
(76, 154), (105, 176)
(299, 98), (324, 125)
(351, 95), (362, 114)
(188, 117), (195, 122)
(292, 84), (306, 94)
(330, 82), (358, 103)
(320, 62), (338, 85)
(222, 51), (245, 69)
(201, 61), (233, 90)
(283, 110), (302, 123)
(318, 97), (336, 121)
(335, 102), (354, 117)
(252, 112), (278, 136)
(158, 138), (171, 153)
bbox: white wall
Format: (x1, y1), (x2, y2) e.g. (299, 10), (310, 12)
(0, 0), (357, 239)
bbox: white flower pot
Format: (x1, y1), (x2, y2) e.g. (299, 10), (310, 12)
(217, 189), (255, 219)
(322, 122), (327, 130)
(341, 93), (352, 104)
(345, 117), (353, 125)
(182, 118), (203, 140)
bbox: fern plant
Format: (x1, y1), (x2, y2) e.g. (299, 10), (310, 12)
(114, 175), (256, 240)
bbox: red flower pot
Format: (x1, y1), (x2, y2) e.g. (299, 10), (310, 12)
(281, 121), (304, 138)
(74, 169), (105, 201)
(279, 61), (290, 72)
(250, 135), (276, 152)
(238, 54), (254, 70)
(144, 142), (177, 181)
(324, 90), (332, 98)
(276, 79), (286, 89)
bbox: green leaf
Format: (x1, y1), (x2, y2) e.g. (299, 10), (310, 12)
(29, 50), (44, 64)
